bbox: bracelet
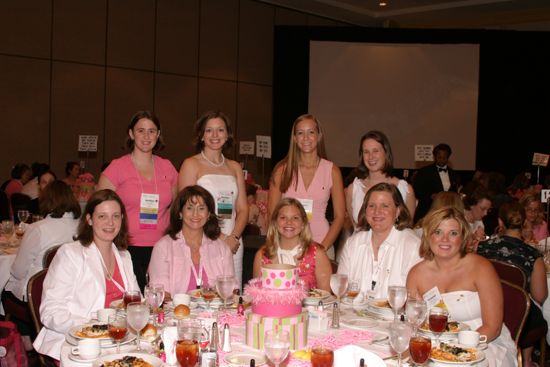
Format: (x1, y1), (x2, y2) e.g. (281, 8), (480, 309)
(231, 233), (241, 241)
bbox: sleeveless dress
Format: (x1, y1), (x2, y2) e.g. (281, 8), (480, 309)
(441, 291), (517, 367)
(350, 177), (410, 226)
(196, 174), (243, 288)
(283, 159), (334, 257)
(261, 244), (318, 289)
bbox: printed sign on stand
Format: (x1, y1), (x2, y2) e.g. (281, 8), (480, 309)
(256, 136), (271, 159)
(542, 190), (550, 203)
(532, 153), (549, 167)
(240, 141), (255, 155)
(78, 135), (98, 152)
(415, 145), (433, 162)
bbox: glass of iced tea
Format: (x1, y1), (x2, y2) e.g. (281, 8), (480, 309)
(428, 307), (448, 345)
(347, 281), (359, 299)
(409, 336), (431, 366)
(176, 339), (199, 367)
(123, 290), (141, 308)
(201, 284), (217, 311)
(311, 346), (334, 367)
(108, 314), (127, 353)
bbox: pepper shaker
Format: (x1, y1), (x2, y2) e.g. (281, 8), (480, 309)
(331, 302), (340, 328)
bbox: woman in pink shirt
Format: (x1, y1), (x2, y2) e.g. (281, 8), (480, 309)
(98, 111), (178, 290)
(148, 185), (234, 297)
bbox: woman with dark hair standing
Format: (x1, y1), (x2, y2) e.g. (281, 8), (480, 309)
(33, 189), (139, 360)
(98, 111), (178, 290)
(6, 180), (80, 301)
(148, 185), (234, 297)
(178, 111), (247, 288)
(268, 114), (345, 259)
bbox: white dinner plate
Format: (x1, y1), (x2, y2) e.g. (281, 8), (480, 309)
(339, 317), (377, 329)
(418, 322), (470, 339)
(92, 353), (163, 367)
(224, 351), (267, 366)
(69, 324), (111, 340)
(365, 299), (394, 320)
(188, 289), (233, 308)
(304, 294), (336, 307)
(66, 331), (136, 348)
(303, 288), (332, 304)
(430, 343), (485, 365)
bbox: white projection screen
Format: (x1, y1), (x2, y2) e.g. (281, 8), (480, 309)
(308, 41), (480, 170)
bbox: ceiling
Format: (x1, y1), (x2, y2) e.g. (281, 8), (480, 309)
(258, 0), (550, 28)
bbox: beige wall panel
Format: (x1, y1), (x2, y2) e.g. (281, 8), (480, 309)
(156, 0), (200, 75)
(50, 62), (105, 178)
(52, 0), (107, 64)
(199, 0), (239, 80)
(104, 68), (154, 162)
(0, 56), (50, 178)
(197, 78), (237, 131)
(275, 8), (307, 25)
(107, 0), (155, 70)
(238, 1), (274, 85)
(154, 74), (198, 168)
(236, 83), (273, 185)
(0, 0), (51, 58)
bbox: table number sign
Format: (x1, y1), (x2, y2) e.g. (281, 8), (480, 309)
(415, 145), (433, 162)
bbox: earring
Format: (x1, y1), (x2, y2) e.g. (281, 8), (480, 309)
(179, 214), (182, 220)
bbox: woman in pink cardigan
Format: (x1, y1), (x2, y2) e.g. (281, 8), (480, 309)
(148, 185), (234, 297)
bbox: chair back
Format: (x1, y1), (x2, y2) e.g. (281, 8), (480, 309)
(0, 190), (9, 221)
(27, 269), (48, 336)
(490, 259), (527, 289)
(42, 244), (62, 268)
(501, 279), (530, 346)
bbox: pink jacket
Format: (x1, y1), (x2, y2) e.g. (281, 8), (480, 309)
(148, 232), (235, 295)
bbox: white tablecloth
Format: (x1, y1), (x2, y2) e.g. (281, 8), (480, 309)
(0, 241), (19, 315)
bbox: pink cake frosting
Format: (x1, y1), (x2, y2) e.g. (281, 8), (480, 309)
(244, 277), (307, 317)
(261, 263), (298, 290)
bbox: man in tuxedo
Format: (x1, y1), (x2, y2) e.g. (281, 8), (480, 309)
(413, 143), (460, 223)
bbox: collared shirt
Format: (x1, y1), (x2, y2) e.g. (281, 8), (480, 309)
(437, 166), (451, 191)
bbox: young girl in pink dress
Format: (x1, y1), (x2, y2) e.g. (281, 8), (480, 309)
(253, 197), (332, 291)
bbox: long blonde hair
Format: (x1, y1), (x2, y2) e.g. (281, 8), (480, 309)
(264, 198), (313, 260)
(272, 114), (327, 193)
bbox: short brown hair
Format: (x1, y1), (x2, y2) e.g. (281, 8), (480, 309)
(76, 189), (129, 249)
(420, 207), (470, 260)
(357, 182), (412, 231)
(39, 180), (81, 218)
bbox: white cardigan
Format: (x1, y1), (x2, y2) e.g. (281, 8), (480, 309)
(33, 241), (139, 360)
(337, 227), (421, 300)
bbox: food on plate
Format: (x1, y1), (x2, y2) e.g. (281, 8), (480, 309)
(193, 290), (220, 299)
(421, 321), (460, 332)
(75, 324), (110, 338)
(307, 289), (326, 298)
(431, 343), (477, 362)
(140, 324), (158, 342)
(373, 300), (391, 308)
(99, 355), (154, 367)
(174, 304), (191, 319)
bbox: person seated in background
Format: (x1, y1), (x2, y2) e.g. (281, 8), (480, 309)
(4, 163), (32, 199)
(407, 207), (517, 367)
(6, 180), (80, 302)
(33, 189), (139, 360)
(520, 194), (548, 243)
(27, 169), (57, 214)
(338, 182), (421, 300)
(148, 185), (234, 297)
(413, 191), (465, 237)
(477, 202), (547, 367)
(253, 197), (332, 292)
(62, 161), (81, 198)
(21, 162), (50, 200)
(462, 182), (493, 251)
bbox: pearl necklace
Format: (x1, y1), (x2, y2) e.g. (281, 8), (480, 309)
(201, 150), (225, 167)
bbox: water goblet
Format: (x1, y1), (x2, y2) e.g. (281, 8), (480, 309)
(216, 275), (236, 311)
(144, 285), (159, 313)
(387, 285), (407, 320)
(126, 302), (150, 351)
(108, 314), (127, 353)
(409, 335), (432, 366)
(406, 298), (428, 333)
(329, 274), (348, 328)
(428, 307), (448, 346)
(264, 329), (290, 367)
(17, 210), (29, 224)
(389, 321), (413, 367)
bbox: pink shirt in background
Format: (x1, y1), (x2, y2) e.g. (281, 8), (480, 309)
(103, 154), (177, 247)
(5, 179), (23, 198)
(533, 221), (549, 242)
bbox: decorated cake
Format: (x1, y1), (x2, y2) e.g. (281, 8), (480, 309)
(244, 264), (308, 350)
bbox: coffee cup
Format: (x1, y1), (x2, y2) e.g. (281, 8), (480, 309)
(97, 308), (117, 323)
(71, 338), (100, 359)
(458, 330), (487, 347)
(173, 293), (191, 306)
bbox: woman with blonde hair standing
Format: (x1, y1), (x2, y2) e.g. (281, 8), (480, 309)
(268, 114), (345, 259)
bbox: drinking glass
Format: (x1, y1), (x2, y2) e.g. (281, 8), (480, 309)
(329, 274), (348, 328)
(409, 336), (431, 366)
(216, 275), (236, 310)
(201, 283), (217, 311)
(176, 319), (209, 367)
(264, 329), (290, 367)
(428, 307), (448, 346)
(387, 285), (407, 320)
(406, 298), (428, 333)
(17, 210), (29, 224)
(123, 290), (141, 308)
(126, 302), (150, 351)
(144, 285), (159, 313)
(1, 220), (14, 238)
(347, 280), (360, 300)
(108, 314), (127, 353)
(311, 346), (334, 367)
(389, 321), (413, 367)
(154, 284), (165, 309)
(15, 223), (25, 239)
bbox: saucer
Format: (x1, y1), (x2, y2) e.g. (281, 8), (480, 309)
(68, 351), (102, 363)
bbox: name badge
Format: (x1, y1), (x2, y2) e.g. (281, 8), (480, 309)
(216, 191), (234, 219)
(297, 198), (314, 221)
(423, 286), (443, 310)
(139, 193), (159, 229)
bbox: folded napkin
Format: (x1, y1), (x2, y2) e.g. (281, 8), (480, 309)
(334, 345), (385, 367)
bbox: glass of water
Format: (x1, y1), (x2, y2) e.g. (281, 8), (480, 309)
(406, 298), (428, 333)
(387, 285), (407, 320)
(389, 321), (413, 367)
(264, 329), (290, 367)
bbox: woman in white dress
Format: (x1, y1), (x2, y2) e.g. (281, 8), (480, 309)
(346, 130), (416, 229)
(178, 111), (248, 287)
(406, 206), (517, 367)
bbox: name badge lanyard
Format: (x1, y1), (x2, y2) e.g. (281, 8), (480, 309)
(132, 155), (160, 229)
(95, 245), (126, 294)
(191, 259), (204, 289)
(370, 243), (392, 292)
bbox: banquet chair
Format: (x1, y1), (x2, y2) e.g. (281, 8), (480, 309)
(501, 279), (531, 366)
(42, 244), (62, 268)
(27, 269), (56, 367)
(0, 190), (9, 221)
(490, 259), (527, 289)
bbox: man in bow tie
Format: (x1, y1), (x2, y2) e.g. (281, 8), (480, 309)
(412, 143), (461, 223)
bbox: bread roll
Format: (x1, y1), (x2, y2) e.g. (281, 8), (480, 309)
(174, 304), (190, 318)
(140, 323), (158, 342)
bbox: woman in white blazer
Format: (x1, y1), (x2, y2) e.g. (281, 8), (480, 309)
(33, 189), (139, 360)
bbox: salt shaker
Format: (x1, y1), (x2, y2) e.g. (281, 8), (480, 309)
(331, 302), (340, 328)
(222, 323), (232, 352)
(210, 322), (219, 352)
